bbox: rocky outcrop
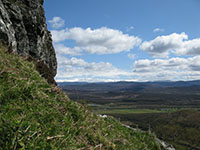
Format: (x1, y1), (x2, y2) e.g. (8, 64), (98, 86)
(0, 0), (57, 84)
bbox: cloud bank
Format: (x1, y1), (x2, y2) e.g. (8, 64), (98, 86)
(56, 55), (131, 80)
(51, 27), (141, 55)
(133, 56), (200, 81)
(48, 17), (200, 82)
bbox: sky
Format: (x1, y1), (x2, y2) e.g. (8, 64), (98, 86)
(44, 0), (200, 82)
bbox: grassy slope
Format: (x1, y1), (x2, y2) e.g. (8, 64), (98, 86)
(0, 45), (161, 150)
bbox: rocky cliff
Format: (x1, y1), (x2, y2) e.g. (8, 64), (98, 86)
(0, 0), (57, 84)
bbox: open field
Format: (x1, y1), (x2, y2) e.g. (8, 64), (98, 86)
(94, 108), (165, 114)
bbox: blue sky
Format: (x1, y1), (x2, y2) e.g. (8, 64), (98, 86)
(44, 0), (200, 82)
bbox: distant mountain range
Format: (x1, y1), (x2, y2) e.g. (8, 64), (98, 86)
(58, 80), (200, 87)
(58, 80), (200, 94)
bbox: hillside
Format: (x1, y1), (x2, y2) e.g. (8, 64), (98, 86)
(111, 110), (200, 150)
(0, 45), (162, 149)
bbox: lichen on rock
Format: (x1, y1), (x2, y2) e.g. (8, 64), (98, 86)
(0, 0), (57, 84)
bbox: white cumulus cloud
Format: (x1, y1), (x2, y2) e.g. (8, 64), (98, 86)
(175, 38), (200, 56)
(48, 17), (65, 29)
(140, 32), (200, 58)
(140, 32), (188, 57)
(51, 27), (141, 55)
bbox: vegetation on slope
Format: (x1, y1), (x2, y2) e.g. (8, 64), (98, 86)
(110, 110), (200, 150)
(0, 45), (161, 150)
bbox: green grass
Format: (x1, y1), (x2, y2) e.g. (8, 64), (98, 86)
(95, 109), (164, 115)
(0, 45), (162, 150)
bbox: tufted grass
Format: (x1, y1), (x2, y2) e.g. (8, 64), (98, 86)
(0, 45), (161, 150)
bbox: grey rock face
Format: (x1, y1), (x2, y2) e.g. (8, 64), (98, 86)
(0, 0), (57, 84)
